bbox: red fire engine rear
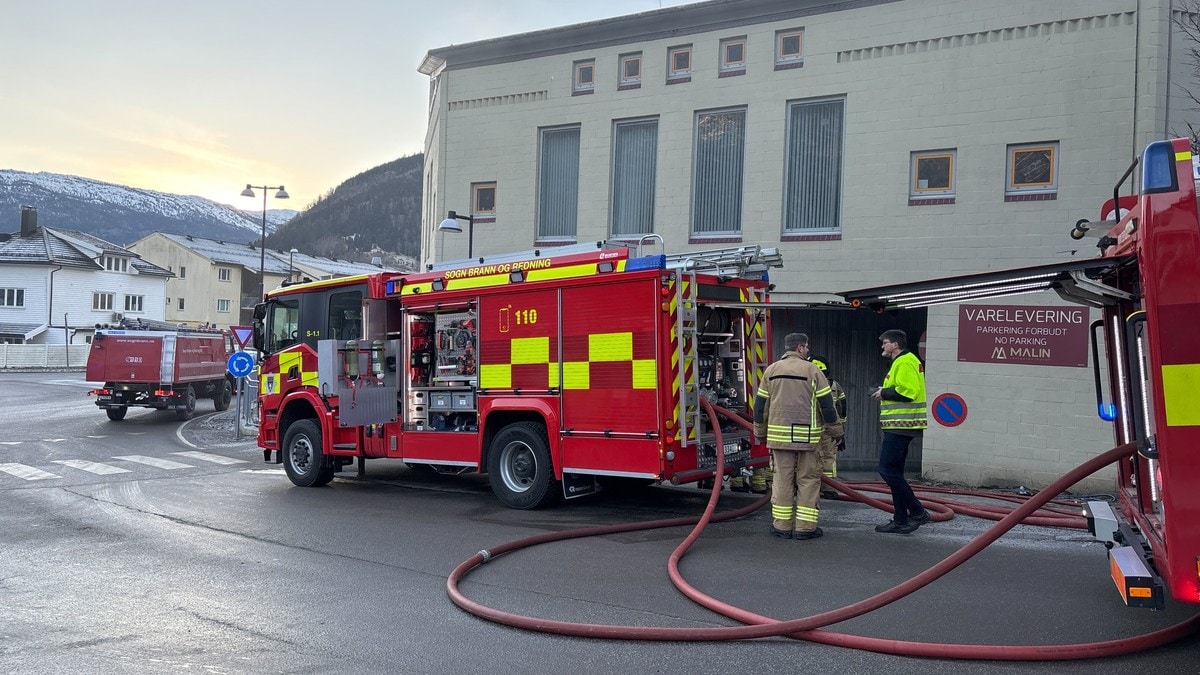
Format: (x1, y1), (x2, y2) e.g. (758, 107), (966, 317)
(87, 317), (236, 421)
(253, 242), (780, 508)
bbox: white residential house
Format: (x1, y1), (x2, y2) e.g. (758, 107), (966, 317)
(0, 207), (171, 344)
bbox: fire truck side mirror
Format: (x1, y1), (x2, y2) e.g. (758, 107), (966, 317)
(252, 303), (267, 321)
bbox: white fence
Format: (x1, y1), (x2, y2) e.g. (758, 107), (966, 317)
(0, 344), (91, 369)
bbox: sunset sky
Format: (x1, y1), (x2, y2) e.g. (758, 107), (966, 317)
(1, 0), (697, 211)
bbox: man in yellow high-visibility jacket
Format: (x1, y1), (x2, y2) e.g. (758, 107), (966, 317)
(754, 333), (842, 540)
(871, 329), (931, 534)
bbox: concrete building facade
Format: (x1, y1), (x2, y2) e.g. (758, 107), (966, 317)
(418, 0), (1200, 491)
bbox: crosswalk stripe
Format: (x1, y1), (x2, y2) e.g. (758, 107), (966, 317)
(53, 459), (132, 475)
(0, 463), (60, 480)
(172, 451), (248, 466)
(113, 455), (194, 470)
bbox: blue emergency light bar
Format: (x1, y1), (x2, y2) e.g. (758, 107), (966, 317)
(1141, 140), (1179, 195)
(626, 254), (666, 271)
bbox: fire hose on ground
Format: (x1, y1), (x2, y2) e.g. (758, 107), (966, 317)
(446, 399), (1200, 659)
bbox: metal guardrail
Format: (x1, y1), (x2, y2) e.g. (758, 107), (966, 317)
(235, 373), (260, 438)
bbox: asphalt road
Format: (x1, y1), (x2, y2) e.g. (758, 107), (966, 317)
(1, 371), (1197, 673)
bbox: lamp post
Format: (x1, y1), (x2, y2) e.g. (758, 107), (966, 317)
(288, 248), (298, 283)
(240, 184), (290, 300)
(438, 210), (475, 259)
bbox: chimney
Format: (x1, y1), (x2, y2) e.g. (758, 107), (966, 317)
(20, 205), (37, 237)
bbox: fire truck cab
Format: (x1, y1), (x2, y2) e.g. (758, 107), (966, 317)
(253, 241), (780, 509)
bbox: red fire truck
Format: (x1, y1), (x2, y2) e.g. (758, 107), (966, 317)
(252, 242), (779, 509)
(842, 137), (1200, 609)
(87, 317), (236, 421)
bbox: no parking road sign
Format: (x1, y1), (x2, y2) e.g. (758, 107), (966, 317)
(227, 350), (256, 378)
(932, 393), (968, 427)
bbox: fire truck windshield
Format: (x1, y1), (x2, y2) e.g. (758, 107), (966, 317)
(269, 298), (300, 352)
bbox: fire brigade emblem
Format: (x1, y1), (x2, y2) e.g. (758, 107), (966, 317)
(265, 374), (276, 394)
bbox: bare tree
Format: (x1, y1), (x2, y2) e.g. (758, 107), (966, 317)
(1173, 2), (1200, 149)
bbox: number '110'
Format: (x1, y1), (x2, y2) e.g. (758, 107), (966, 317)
(515, 308), (538, 324)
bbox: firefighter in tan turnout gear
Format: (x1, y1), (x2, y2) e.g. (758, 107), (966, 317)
(754, 333), (843, 540)
(809, 355), (847, 501)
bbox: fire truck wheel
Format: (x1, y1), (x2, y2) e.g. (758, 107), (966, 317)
(213, 380), (233, 411)
(487, 422), (559, 509)
(105, 406), (128, 421)
(283, 419), (335, 487)
(175, 385), (197, 421)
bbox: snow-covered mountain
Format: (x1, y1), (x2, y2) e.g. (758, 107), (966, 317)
(0, 169), (298, 246)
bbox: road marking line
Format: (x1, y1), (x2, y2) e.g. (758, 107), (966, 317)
(172, 451), (248, 466)
(53, 459), (132, 475)
(0, 442), (21, 446)
(0, 463), (60, 480)
(113, 455), (194, 470)
(43, 439), (67, 443)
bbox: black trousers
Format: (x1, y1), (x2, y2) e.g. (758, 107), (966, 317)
(877, 431), (922, 525)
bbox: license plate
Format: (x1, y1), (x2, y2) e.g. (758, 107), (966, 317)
(723, 441), (740, 456)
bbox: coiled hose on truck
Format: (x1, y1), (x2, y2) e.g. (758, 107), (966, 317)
(446, 399), (1200, 659)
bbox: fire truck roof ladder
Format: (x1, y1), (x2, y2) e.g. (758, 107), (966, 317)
(661, 246), (783, 279)
(111, 317), (219, 334)
(427, 241), (629, 272)
(630, 233), (782, 278)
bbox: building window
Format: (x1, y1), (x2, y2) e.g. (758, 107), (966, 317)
(472, 182), (496, 220)
(537, 125), (581, 241)
(693, 107), (746, 236)
(178, 298), (186, 311)
(668, 45), (692, 82)
(775, 29), (804, 69)
(103, 256), (128, 272)
(124, 295), (144, 313)
(179, 266), (187, 279)
(1007, 142), (1059, 196)
(93, 292), (114, 311)
(619, 52), (642, 88)
(217, 299), (231, 313)
(218, 267), (232, 282)
(0, 288), (24, 307)
(783, 97), (845, 233)
(573, 59), (595, 95)
(910, 150), (956, 202)
(719, 37), (747, 76)
(611, 118), (659, 237)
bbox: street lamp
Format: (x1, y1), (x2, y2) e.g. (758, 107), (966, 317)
(288, 248), (298, 283)
(240, 184), (290, 300)
(438, 210), (475, 259)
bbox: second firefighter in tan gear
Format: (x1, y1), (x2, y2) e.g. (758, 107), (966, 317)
(809, 355), (847, 500)
(753, 333), (843, 540)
